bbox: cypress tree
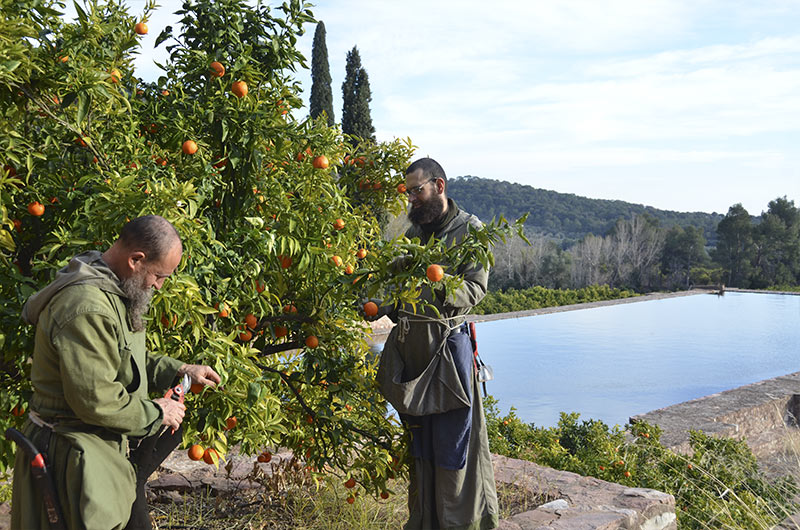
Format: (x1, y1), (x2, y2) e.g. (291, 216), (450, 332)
(341, 46), (375, 142)
(310, 21), (334, 125)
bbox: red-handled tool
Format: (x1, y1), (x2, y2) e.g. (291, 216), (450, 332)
(5, 427), (66, 530)
(163, 374), (190, 433)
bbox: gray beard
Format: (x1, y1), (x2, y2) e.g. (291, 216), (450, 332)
(121, 273), (154, 332)
(408, 199), (445, 226)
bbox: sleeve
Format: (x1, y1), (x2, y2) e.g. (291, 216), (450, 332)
(441, 260), (489, 309)
(53, 312), (163, 437)
(146, 354), (184, 394)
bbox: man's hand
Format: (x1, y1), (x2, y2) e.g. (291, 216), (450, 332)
(178, 364), (222, 388)
(154, 397), (186, 430)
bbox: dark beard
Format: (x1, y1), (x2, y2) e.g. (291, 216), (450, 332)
(121, 272), (154, 332)
(408, 199), (445, 226)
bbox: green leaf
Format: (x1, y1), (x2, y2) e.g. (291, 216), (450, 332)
(76, 92), (89, 126)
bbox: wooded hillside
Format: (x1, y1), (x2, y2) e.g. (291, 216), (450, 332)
(448, 176), (723, 244)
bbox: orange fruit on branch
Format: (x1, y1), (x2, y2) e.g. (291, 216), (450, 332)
(245, 313), (258, 330)
(215, 302), (230, 318)
(312, 155), (329, 169)
(305, 335), (319, 349)
(202, 448), (219, 465)
(273, 325), (288, 338)
(182, 140), (198, 155)
(363, 301), (378, 318)
(188, 444), (204, 461)
(225, 416), (237, 431)
(397, 183), (407, 194)
(238, 329), (252, 342)
(231, 80), (248, 98)
(190, 382), (204, 394)
(332, 218), (345, 230)
(426, 264), (444, 282)
(356, 248), (367, 259)
(209, 61), (225, 78)
(134, 22), (148, 35)
(331, 255), (342, 267)
(27, 202), (45, 216)
(344, 477), (356, 489)
(109, 68), (121, 84)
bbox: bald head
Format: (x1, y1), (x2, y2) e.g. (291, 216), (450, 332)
(118, 215), (182, 262)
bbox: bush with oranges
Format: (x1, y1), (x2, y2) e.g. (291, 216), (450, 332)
(0, 0), (524, 498)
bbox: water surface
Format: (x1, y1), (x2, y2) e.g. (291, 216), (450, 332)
(473, 292), (800, 427)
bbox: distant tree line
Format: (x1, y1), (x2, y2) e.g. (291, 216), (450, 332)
(448, 176), (723, 245)
(486, 197), (799, 293)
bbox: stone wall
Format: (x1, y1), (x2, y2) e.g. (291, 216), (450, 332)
(494, 455), (677, 529)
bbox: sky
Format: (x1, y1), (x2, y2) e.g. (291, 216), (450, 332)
(120, 1), (800, 215)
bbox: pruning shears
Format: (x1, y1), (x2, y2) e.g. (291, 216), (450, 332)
(163, 374), (191, 434)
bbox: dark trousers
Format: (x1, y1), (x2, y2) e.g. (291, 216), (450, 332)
(124, 426), (183, 530)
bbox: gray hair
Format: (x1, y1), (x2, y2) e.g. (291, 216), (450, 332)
(119, 215), (181, 262)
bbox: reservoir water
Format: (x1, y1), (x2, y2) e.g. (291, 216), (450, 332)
(472, 292), (800, 428)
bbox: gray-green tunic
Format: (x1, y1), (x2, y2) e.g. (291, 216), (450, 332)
(11, 251), (183, 530)
(377, 200), (499, 530)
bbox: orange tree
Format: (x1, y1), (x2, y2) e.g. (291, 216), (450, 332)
(0, 0), (524, 498)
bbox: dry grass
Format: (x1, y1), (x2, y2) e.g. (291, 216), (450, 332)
(148, 457), (552, 529)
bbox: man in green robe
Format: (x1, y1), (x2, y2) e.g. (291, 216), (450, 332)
(375, 158), (499, 530)
(11, 215), (221, 530)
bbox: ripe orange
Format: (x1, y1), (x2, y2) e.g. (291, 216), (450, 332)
(58, 55), (68, 63)
(13, 219), (22, 232)
(255, 280), (266, 293)
(231, 80), (248, 98)
(333, 218), (345, 230)
(363, 301), (378, 318)
(238, 329), (252, 342)
(182, 140), (198, 155)
(344, 477), (356, 489)
(623, 471), (631, 478)
(190, 382), (203, 394)
(274, 325), (288, 338)
(245, 313), (258, 329)
(278, 254), (292, 269)
(283, 304), (297, 314)
(426, 264), (444, 282)
(331, 255), (342, 267)
(380, 491), (389, 499)
(161, 89), (170, 97)
(202, 447), (219, 465)
(397, 183), (407, 194)
(305, 335), (319, 349)
(344, 264), (354, 275)
(260, 451), (272, 463)
(225, 417), (237, 431)
(11, 405), (25, 417)
(346, 496), (355, 504)
(109, 68), (121, 84)
(134, 22), (148, 35)
(215, 302), (230, 318)
(27, 202), (45, 216)
(297, 147), (312, 161)
(160, 314), (177, 328)
(356, 248), (367, 259)
(312, 155), (329, 169)
(209, 61), (225, 78)
(188, 444), (204, 461)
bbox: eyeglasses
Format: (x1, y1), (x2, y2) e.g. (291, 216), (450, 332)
(405, 178), (437, 196)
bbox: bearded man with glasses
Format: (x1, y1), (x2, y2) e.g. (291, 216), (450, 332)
(371, 158), (499, 530)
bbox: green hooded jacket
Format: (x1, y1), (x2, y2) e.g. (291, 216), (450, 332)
(11, 250), (184, 530)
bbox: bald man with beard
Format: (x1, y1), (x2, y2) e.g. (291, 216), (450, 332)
(12, 215), (220, 530)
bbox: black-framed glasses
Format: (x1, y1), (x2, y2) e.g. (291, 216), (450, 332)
(405, 178), (436, 196)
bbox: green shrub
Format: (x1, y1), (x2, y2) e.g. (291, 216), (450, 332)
(484, 397), (798, 529)
(473, 285), (638, 315)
